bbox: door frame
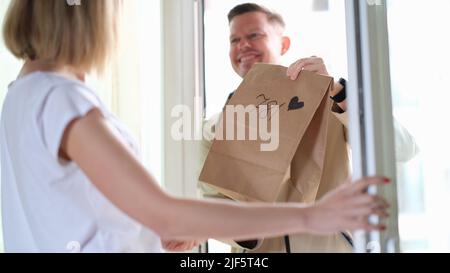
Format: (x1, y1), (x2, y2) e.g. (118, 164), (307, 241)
(345, 0), (399, 253)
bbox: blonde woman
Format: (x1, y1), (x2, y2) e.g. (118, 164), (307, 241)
(1, 0), (389, 253)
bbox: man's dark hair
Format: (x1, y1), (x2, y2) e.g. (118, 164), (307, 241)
(227, 3), (285, 28)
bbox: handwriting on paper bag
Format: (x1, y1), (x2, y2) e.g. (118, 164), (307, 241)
(256, 94), (304, 120)
(256, 94), (285, 121)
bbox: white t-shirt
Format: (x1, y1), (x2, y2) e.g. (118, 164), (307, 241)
(0, 72), (162, 253)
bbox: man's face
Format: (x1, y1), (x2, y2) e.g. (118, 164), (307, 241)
(229, 11), (290, 78)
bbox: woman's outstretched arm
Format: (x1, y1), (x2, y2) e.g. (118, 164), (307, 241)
(61, 109), (389, 241)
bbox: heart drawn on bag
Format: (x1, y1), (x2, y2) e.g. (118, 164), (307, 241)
(288, 96), (305, 111)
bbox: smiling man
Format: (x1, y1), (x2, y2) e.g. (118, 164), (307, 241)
(226, 3), (347, 111)
(228, 7), (290, 78)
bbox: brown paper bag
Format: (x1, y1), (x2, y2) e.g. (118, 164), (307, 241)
(199, 63), (334, 202)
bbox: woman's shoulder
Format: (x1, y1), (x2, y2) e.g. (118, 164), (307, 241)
(38, 72), (101, 105)
(5, 71), (103, 119)
(42, 72), (95, 95)
(9, 71), (95, 98)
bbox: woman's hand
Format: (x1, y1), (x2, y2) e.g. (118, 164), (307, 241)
(161, 239), (204, 252)
(304, 177), (391, 235)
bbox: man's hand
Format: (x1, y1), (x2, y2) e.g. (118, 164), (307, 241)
(287, 56), (347, 111)
(286, 56), (329, 80)
(161, 239), (204, 252)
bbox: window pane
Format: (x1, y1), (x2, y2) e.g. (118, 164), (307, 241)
(86, 0), (163, 183)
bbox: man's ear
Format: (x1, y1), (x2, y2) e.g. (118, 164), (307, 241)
(281, 36), (291, 56)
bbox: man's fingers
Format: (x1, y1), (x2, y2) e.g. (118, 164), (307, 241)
(287, 59), (315, 79)
(302, 64), (325, 73)
(287, 57), (327, 80)
(287, 61), (306, 80)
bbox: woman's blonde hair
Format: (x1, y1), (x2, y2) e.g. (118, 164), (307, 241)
(2, 0), (120, 73)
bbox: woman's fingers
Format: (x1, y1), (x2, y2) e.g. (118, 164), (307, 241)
(346, 176), (390, 197)
(165, 240), (203, 252)
(162, 240), (200, 251)
(338, 179), (392, 232)
(344, 205), (390, 219)
(345, 217), (387, 231)
(312, 176), (393, 233)
(345, 194), (389, 208)
(343, 196), (390, 231)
